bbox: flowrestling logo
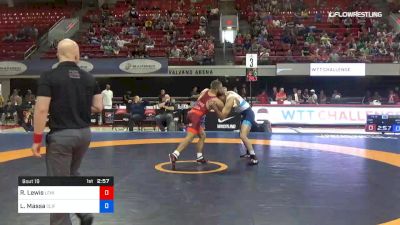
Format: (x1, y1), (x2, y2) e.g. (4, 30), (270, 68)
(328, 11), (382, 18)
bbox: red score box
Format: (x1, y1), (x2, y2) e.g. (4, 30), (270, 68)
(100, 186), (114, 200)
(365, 124), (376, 132)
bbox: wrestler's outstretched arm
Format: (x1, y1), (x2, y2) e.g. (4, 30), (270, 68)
(211, 97), (234, 119)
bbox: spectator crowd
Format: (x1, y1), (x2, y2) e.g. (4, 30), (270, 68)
(1, 84), (399, 131)
(72, 1), (216, 65)
(234, 0), (400, 64)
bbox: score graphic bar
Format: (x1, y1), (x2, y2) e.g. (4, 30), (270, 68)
(18, 176), (114, 214)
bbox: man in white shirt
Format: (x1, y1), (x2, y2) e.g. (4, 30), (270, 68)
(100, 84), (113, 124)
(102, 84), (113, 109)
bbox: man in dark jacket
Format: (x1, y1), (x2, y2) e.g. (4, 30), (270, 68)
(128, 95), (148, 131)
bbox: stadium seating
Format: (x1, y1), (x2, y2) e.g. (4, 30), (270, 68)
(233, 0), (394, 64)
(42, 0), (216, 65)
(0, 5), (74, 60)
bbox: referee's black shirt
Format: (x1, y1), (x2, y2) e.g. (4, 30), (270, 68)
(37, 61), (100, 131)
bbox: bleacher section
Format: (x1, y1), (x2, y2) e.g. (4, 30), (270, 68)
(233, 0), (396, 65)
(0, 5), (74, 60)
(42, 0), (216, 65)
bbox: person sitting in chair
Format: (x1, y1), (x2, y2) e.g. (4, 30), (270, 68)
(155, 94), (176, 131)
(1, 101), (17, 124)
(128, 96), (148, 131)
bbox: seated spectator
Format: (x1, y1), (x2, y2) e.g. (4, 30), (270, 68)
(362, 91), (372, 104)
(319, 90), (327, 104)
(128, 24), (140, 36)
(190, 86), (199, 101)
(9, 89), (22, 106)
(387, 90), (399, 104)
(301, 10), (309, 18)
(294, 89), (303, 104)
(182, 46), (193, 61)
(372, 91), (381, 102)
(158, 89), (166, 102)
(308, 89), (318, 104)
(270, 0), (279, 13)
(170, 45), (182, 58)
(1, 101), (17, 124)
(257, 91), (269, 104)
(284, 0), (292, 11)
(123, 91), (133, 104)
(329, 50), (340, 62)
(243, 38), (252, 52)
(2, 33), (14, 42)
(15, 30), (27, 41)
(315, 11), (322, 23)
(276, 88), (287, 104)
(343, 18), (352, 28)
(24, 89), (35, 105)
(129, 7), (138, 18)
(320, 33), (332, 48)
(145, 19), (153, 30)
(302, 89), (310, 101)
(302, 42), (311, 56)
(235, 33), (244, 46)
(270, 86), (278, 101)
(155, 94), (176, 131)
(332, 90), (341, 99)
(128, 96), (148, 131)
(395, 86), (400, 96)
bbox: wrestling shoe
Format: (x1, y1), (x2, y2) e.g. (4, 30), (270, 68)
(240, 151), (251, 158)
(196, 156), (208, 164)
(249, 155), (259, 165)
(169, 153), (178, 170)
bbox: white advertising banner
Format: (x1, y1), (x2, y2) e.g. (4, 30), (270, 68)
(310, 63), (365, 76)
(253, 106), (400, 125)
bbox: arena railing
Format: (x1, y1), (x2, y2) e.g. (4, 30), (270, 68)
(110, 96), (390, 106)
(24, 44), (37, 60)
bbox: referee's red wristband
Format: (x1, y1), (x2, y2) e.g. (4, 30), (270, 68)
(33, 133), (43, 144)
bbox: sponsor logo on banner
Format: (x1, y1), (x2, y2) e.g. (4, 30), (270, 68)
(276, 68), (293, 73)
(52, 60), (94, 72)
(218, 116), (236, 123)
(253, 106), (400, 125)
(0, 61), (27, 75)
(217, 124), (237, 129)
(328, 11), (382, 18)
(310, 63), (365, 76)
(119, 59), (162, 74)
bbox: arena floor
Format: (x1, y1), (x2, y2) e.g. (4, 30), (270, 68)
(0, 132), (399, 225)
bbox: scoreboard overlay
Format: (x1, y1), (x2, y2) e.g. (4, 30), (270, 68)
(365, 114), (400, 133)
(18, 176), (114, 213)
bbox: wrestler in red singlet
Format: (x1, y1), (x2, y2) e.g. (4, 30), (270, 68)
(186, 90), (216, 134)
(169, 80), (224, 170)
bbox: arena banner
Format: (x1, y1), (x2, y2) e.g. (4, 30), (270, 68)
(252, 105), (400, 125)
(310, 63), (366, 76)
(366, 63), (400, 76)
(0, 58), (168, 77)
(276, 63), (309, 76)
(205, 112), (241, 131)
(168, 65), (275, 76)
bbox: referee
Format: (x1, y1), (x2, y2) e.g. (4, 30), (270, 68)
(31, 39), (103, 225)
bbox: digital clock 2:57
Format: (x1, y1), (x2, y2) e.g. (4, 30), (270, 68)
(97, 179), (110, 184)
